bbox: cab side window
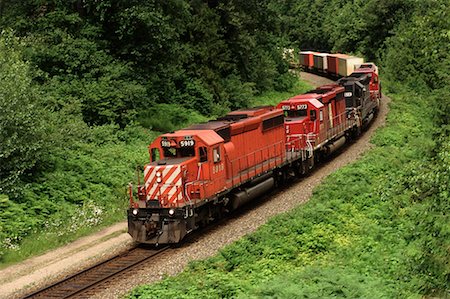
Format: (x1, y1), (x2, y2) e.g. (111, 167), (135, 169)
(151, 148), (160, 162)
(213, 147), (221, 163)
(199, 147), (208, 162)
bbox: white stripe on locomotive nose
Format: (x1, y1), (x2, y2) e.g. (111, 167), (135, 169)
(165, 166), (179, 185)
(152, 166), (182, 201)
(146, 165), (165, 198)
(161, 165), (175, 178)
(164, 166), (181, 196)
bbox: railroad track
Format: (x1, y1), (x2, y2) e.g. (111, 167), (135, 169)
(22, 246), (169, 299)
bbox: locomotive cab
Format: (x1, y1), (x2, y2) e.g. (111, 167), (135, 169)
(128, 130), (226, 244)
(277, 95), (325, 151)
(352, 65), (382, 100)
(338, 75), (370, 110)
(338, 73), (378, 126)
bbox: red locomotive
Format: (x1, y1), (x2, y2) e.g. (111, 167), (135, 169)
(128, 106), (287, 244)
(128, 52), (381, 245)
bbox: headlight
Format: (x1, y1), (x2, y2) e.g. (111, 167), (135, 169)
(344, 92), (352, 97)
(168, 208), (175, 216)
(132, 208), (139, 216)
(156, 172), (162, 177)
(156, 177), (162, 183)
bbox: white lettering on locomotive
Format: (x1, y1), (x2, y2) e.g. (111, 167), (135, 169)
(179, 140), (195, 147)
(212, 162), (224, 174)
(161, 140), (171, 147)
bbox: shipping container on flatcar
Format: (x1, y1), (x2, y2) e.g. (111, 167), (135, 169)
(327, 54), (349, 76)
(338, 56), (364, 77)
(300, 51), (317, 69)
(313, 53), (328, 72)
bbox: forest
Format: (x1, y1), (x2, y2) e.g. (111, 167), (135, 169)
(0, 0), (448, 297)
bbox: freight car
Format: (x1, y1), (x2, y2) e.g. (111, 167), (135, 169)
(128, 52), (381, 245)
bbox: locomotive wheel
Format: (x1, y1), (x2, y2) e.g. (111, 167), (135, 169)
(275, 169), (287, 187)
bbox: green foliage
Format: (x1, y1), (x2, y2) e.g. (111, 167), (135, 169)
(137, 104), (209, 133)
(0, 30), (49, 193)
(0, 0), (296, 122)
(248, 266), (387, 299)
(27, 30), (148, 127)
(0, 124), (154, 263)
(383, 1), (450, 90)
(128, 81), (449, 298)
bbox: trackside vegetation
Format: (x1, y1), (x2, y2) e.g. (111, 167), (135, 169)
(128, 0), (449, 298)
(129, 82), (450, 298)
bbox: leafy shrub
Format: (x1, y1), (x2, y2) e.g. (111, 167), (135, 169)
(247, 266), (388, 299)
(0, 30), (49, 194)
(137, 104), (209, 133)
(0, 124), (154, 264)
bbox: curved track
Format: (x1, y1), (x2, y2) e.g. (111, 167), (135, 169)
(2, 72), (390, 299)
(22, 246), (169, 299)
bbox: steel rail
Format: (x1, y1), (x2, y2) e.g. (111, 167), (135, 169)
(22, 246), (169, 299)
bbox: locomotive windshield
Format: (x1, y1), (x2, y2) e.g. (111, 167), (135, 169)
(284, 109), (307, 118)
(163, 146), (195, 158)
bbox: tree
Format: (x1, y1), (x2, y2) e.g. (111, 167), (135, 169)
(0, 30), (48, 194)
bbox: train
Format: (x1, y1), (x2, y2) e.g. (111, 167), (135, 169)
(127, 51), (382, 245)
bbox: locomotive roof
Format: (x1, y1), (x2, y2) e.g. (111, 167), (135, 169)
(183, 106), (273, 131)
(179, 106), (280, 144)
(281, 95), (324, 109)
(355, 62), (378, 74)
(227, 105), (275, 117)
(307, 88), (334, 95)
(163, 129), (224, 146)
(348, 72), (371, 79)
(184, 121), (230, 131)
(339, 73), (371, 85)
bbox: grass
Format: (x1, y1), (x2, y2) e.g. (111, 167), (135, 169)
(0, 125), (153, 268)
(127, 81), (449, 298)
(0, 207), (125, 269)
(251, 76), (313, 107)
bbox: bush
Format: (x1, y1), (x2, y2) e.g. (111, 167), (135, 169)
(137, 104), (209, 133)
(0, 30), (49, 194)
(249, 266), (388, 299)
